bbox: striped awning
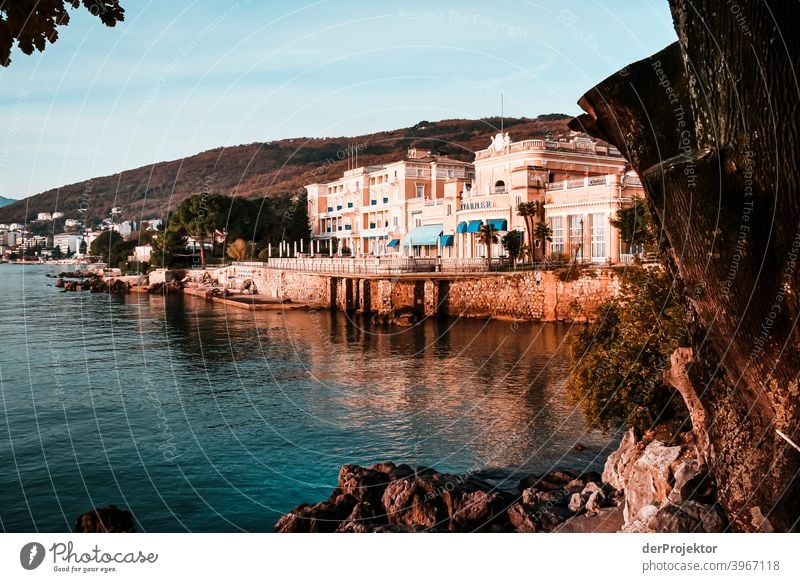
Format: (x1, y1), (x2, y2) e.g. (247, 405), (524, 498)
(487, 218), (508, 231)
(466, 220), (483, 233)
(387, 239), (400, 248)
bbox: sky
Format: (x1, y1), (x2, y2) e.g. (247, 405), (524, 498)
(0, 0), (677, 199)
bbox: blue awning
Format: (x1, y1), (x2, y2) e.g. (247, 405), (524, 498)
(456, 221), (468, 233)
(466, 220), (483, 233)
(387, 239), (400, 248)
(440, 234), (454, 247)
(406, 224), (443, 246)
(487, 218), (508, 231)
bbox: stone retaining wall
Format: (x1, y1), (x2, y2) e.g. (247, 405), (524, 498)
(174, 266), (620, 322)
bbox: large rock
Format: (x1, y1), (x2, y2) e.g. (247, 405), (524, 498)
(603, 429), (684, 524)
(381, 471), (455, 529)
(338, 464), (390, 507)
(646, 501), (727, 533)
(275, 499), (355, 533)
(74, 505), (136, 533)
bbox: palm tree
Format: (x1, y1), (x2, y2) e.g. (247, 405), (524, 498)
(516, 202), (536, 262)
(502, 230), (523, 266)
(533, 221), (553, 264)
(476, 223), (498, 267)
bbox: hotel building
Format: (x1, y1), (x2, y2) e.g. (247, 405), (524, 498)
(307, 132), (645, 263)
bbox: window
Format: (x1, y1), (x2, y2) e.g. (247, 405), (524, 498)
(393, 216), (399, 227)
(569, 215), (584, 260)
(591, 213), (607, 260)
(416, 185), (425, 198)
(447, 169), (454, 178)
(415, 218), (421, 227)
(447, 204), (452, 216)
(550, 217), (564, 255)
(494, 180), (506, 193)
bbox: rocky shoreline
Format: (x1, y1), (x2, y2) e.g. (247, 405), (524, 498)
(276, 427), (728, 533)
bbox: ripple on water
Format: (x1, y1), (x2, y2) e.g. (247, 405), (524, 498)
(0, 265), (618, 531)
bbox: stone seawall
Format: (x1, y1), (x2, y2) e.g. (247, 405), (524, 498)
(187, 266), (620, 323)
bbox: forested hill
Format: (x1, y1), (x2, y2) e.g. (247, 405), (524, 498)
(0, 115), (572, 224)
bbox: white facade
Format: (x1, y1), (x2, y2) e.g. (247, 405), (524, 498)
(133, 245), (152, 263)
(52, 233), (84, 255)
(306, 133), (644, 263)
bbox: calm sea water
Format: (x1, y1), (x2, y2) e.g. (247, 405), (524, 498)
(0, 263), (616, 532)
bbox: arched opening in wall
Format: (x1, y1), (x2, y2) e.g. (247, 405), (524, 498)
(494, 180), (506, 193)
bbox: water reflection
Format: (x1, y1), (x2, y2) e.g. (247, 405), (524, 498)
(0, 266), (616, 532)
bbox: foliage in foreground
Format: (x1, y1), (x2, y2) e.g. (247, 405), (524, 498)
(567, 264), (689, 435)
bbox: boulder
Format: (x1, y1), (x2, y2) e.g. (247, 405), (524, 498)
(584, 490), (605, 515)
(451, 489), (511, 531)
(568, 493), (584, 513)
(274, 499), (355, 533)
(335, 501), (383, 532)
(381, 475), (447, 528)
(519, 469), (577, 492)
(338, 464), (390, 507)
(603, 430), (682, 524)
(74, 505), (135, 533)
(565, 479), (585, 493)
(646, 501), (727, 533)
(507, 503), (538, 533)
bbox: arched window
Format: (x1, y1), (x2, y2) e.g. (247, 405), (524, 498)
(494, 180), (506, 193)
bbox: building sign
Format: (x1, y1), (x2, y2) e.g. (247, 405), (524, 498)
(459, 200), (492, 211)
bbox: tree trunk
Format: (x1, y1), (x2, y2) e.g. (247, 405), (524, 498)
(570, 0), (799, 531)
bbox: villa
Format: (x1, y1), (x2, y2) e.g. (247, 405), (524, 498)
(307, 132), (645, 263)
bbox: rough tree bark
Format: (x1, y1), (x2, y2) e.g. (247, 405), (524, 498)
(570, 1), (799, 531)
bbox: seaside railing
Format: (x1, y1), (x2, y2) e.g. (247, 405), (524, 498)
(229, 257), (515, 275)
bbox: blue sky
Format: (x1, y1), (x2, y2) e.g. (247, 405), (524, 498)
(0, 0), (676, 199)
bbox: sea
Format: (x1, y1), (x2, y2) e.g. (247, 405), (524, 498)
(0, 263), (617, 532)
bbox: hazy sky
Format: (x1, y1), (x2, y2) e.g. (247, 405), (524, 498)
(0, 0), (676, 199)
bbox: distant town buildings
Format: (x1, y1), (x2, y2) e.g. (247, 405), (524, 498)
(306, 132), (645, 263)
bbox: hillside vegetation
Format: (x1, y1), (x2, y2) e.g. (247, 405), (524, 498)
(0, 115), (571, 224)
